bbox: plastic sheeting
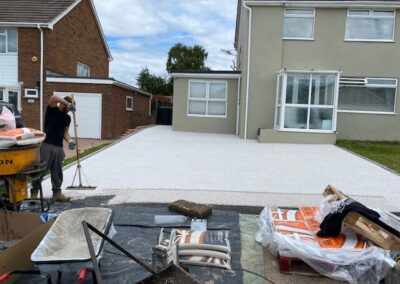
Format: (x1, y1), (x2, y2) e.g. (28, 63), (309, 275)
(256, 206), (395, 284)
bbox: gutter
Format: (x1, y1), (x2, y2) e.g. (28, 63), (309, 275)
(244, 0), (400, 8)
(243, 1), (252, 140)
(236, 78), (241, 135)
(37, 24), (44, 131)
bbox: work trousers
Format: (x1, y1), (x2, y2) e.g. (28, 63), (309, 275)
(31, 142), (65, 193)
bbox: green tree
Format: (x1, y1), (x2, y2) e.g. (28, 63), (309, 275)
(166, 43), (210, 73)
(136, 67), (171, 95)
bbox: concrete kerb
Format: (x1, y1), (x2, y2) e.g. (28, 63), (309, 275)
(334, 144), (400, 176)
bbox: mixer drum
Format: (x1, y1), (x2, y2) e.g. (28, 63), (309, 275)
(0, 144), (40, 176)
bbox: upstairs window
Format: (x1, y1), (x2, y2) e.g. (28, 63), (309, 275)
(283, 9), (315, 40)
(0, 28), (17, 53)
(188, 80), (227, 117)
(345, 9), (395, 41)
(77, 62), (90, 77)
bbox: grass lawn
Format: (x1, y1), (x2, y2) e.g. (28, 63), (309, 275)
(64, 142), (112, 166)
(336, 140), (400, 173)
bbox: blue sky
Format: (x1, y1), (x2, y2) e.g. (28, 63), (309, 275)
(93, 0), (238, 86)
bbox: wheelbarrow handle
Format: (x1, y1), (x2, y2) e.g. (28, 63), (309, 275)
(77, 268), (88, 284)
(0, 272), (10, 283)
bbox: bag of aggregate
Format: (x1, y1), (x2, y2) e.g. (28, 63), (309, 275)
(179, 255), (231, 270)
(175, 230), (231, 253)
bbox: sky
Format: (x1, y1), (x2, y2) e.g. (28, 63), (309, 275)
(93, 0), (238, 87)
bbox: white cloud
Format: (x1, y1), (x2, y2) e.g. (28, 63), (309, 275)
(93, 0), (237, 86)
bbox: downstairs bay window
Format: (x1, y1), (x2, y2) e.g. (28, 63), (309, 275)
(338, 78), (397, 113)
(275, 71), (340, 132)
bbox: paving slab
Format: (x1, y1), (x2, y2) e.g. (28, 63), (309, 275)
(41, 126), (400, 209)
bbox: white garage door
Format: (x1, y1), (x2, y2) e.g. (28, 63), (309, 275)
(55, 92), (102, 139)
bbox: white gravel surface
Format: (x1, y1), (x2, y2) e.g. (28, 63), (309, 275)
(42, 126), (400, 209)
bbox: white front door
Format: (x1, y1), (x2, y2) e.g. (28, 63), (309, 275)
(54, 92), (102, 139)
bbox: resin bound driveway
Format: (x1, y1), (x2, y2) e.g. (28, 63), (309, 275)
(42, 126), (400, 210)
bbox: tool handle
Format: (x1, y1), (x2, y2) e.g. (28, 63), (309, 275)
(0, 272), (10, 283)
(77, 268), (88, 284)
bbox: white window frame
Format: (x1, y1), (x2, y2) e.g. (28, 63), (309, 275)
(187, 80), (228, 118)
(24, 88), (38, 98)
(0, 86), (21, 111)
(337, 77), (398, 114)
(0, 28), (18, 54)
(126, 96), (133, 111)
(275, 70), (340, 133)
(283, 8), (315, 40)
(345, 9), (396, 42)
(77, 62), (90, 77)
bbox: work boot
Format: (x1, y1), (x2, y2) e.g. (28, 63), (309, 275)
(52, 190), (71, 202)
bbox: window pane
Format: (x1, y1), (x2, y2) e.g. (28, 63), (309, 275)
(0, 35), (5, 53)
(367, 78), (397, 85)
(0, 88), (3, 100)
(311, 75), (335, 105)
(209, 83), (226, 99)
(338, 86), (396, 112)
(348, 10), (370, 16)
(8, 91), (18, 110)
(189, 82), (206, 98)
(284, 17), (313, 38)
(188, 101), (206, 115)
(346, 18), (393, 40)
(285, 9), (314, 15)
(373, 11), (395, 16)
(309, 108), (333, 130)
(284, 107), (308, 129)
(7, 29), (17, 52)
(286, 74), (310, 104)
(77, 63), (90, 77)
(208, 101), (226, 116)
(275, 106), (281, 128)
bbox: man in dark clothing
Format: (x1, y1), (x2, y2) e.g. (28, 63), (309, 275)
(31, 95), (76, 202)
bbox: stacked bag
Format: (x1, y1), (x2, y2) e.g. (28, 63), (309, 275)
(174, 229), (231, 270)
(0, 106), (45, 148)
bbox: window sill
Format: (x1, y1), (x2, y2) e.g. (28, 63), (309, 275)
(276, 128), (335, 134)
(126, 109), (133, 112)
(337, 110), (396, 115)
(282, 38), (314, 41)
(344, 39), (395, 43)
(187, 114), (227, 118)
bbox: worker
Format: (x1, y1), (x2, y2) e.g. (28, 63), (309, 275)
(31, 95), (76, 202)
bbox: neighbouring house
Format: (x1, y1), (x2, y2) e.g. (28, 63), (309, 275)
(0, 0), (152, 139)
(172, 0), (400, 143)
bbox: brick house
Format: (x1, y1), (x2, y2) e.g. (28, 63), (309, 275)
(0, 0), (152, 139)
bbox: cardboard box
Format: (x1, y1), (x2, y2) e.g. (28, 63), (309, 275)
(0, 211), (54, 283)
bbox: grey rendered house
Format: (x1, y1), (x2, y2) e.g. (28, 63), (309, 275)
(172, 0), (400, 143)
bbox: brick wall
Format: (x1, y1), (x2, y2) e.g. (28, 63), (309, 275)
(18, 28), (41, 129)
(44, 0), (109, 77)
(18, 0), (110, 129)
(45, 82), (152, 139)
